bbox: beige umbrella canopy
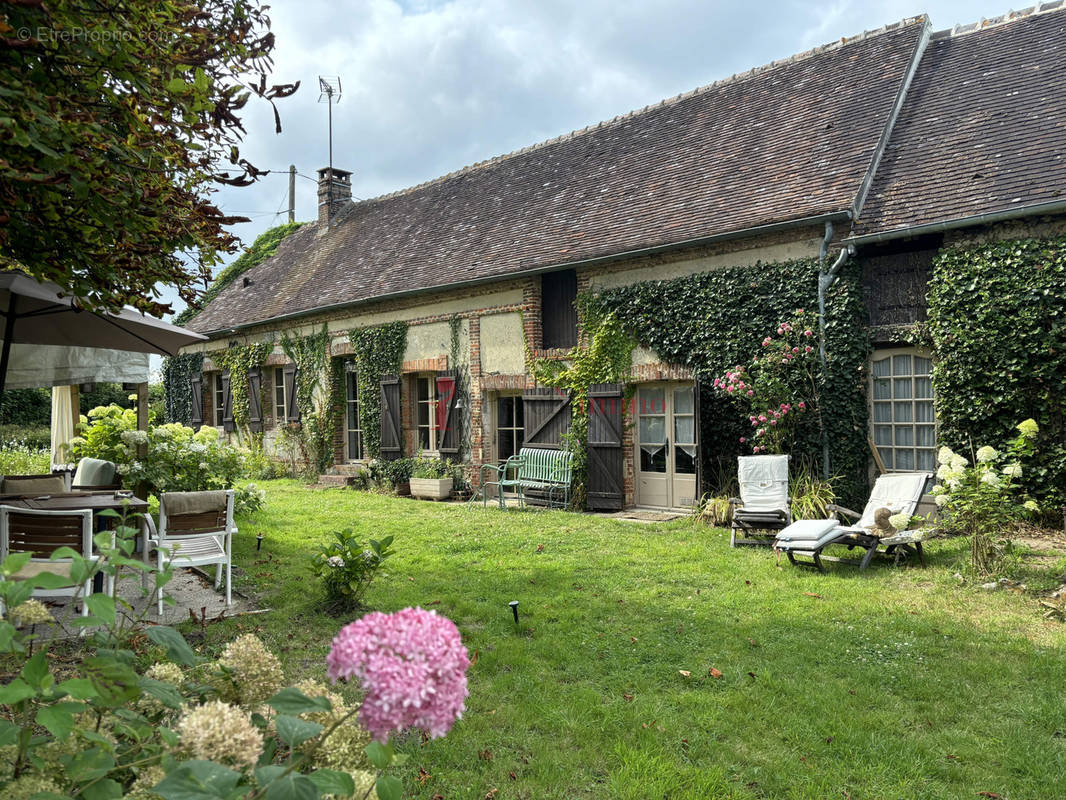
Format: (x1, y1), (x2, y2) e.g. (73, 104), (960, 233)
(0, 272), (207, 396)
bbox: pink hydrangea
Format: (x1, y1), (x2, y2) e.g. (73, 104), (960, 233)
(327, 607), (470, 742)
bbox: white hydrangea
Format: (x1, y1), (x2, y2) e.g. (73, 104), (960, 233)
(950, 453), (969, 469)
(934, 493), (949, 508)
(327, 556), (346, 568)
(1002, 462), (1022, 479)
(888, 513), (911, 531)
(1023, 499), (1040, 512)
(937, 446), (955, 465)
(979, 471), (1001, 488)
(975, 445), (998, 463)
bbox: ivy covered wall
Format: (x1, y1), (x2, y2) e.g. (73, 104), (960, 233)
(161, 352), (204, 426)
(595, 256), (870, 507)
(924, 235), (1066, 506)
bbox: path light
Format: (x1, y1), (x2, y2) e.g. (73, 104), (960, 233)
(256, 533), (264, 552)
(508, 600), (519, 625)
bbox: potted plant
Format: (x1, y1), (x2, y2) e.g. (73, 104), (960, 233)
(410, 454), (456, 501)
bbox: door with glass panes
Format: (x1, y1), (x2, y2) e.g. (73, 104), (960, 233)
(871, 350), (935, 472)
(634, 384), (697, 509)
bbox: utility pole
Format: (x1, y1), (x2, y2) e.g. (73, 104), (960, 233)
(288, 164), (296, 223)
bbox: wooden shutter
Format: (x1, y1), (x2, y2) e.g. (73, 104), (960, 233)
(522, 387), (571, 448)
(189, 373), (203, 427)
(283, 364), (299, 422)
(247, 368), (264, 433)
(220, 372), (234, 432)
(541, 269), (577, 349)
(587, 383), (624, 511)
(436, 370), (461, 455)
(379, 374), (402, 460)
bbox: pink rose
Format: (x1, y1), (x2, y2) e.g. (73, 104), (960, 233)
(747, 390), (754, 397)
(770, 419), (777, 426)
(804, 329), (813, 337)
(798, 401), (806, 410)
(753, 446), (760, 453)
(758, 415), (767, 422)
(739, 437), (746, 443)
(726, 385), (734, 393)
(792, 347), (799, 353)
(805, 345), (813, 353)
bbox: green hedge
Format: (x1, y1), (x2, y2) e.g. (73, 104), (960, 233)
(926, 235), (1066, 507)
(596, 256), (870, 507)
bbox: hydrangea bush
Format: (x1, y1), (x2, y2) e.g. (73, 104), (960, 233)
(713, 309), (820, 454)
(931, 419), (1041, 575)
(0, 519), (463, 800)
(311, 530), (395, 613)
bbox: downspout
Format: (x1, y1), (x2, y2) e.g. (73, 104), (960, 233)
(816, 221), (854, 478)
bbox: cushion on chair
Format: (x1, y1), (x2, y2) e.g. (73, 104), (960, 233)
(2, 475), (67, 495)
(11, 561), (76, 585)
(72, 458), (117, 488)
(775, 527), (848, 552)
(774, 518), (839, 543)
(162, 491), (228, 517)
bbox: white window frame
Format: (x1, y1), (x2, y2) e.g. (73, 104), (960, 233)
(214, 372), (225, 427)
(416, 374), (439, 453)
(494, 393), (524, 463)
(273, 366), (287, 423)
(345, 366), (363, 461)
(870, 347), (936, 473)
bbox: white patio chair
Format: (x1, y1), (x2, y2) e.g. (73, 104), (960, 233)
(774, 472), (932, 571)
(142, 490), (235, 615)
(729, 455), (791, 547)
(0, 505), (107, 618)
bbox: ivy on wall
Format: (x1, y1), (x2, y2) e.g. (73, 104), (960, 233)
(595, 256), (870, 507)
(281, 325), (332, 475)
(212, 342), (272, 431)
(348, 322), (408, 458)
(530, 297), (636, 507)
(161, 352), (204, 426)
(924, 235), (1066, 506)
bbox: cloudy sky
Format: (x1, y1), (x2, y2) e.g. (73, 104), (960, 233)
(170, 0), (1018, 316)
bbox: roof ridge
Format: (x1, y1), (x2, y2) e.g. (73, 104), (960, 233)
(355, 15), (928, 207)
(931, 0), (1065, 39)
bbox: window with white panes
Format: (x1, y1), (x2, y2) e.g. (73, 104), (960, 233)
(495, 394), (524, 462)
(273, 367), (286, 421)
(214, 373), (225, 426)
(416, 375), (438, 451)
(871, 349), (935, 472)
(345, 367), (363, 460)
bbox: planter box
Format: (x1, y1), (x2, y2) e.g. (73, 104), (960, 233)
(410, 477), (453, 501)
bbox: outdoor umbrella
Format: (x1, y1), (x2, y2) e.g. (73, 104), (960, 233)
(0, 271), (207, 396)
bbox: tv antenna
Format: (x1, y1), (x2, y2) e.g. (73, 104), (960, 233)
(318, 76), (342, 208)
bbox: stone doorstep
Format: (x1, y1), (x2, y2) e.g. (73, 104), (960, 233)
(317, 474), (356, 487)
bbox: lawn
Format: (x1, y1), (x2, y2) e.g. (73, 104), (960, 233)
(203, 480), (1066, 800)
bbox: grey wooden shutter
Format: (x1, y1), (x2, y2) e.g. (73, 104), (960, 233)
(587, 383), (624, 510)
(283, 364), (299, 422)
(189, 373), (203, 427)
(221, 372), (235, 432)
(247, 368), (264, 433)
(379, 374), (402, 460)
(436, 370), (461, 455)
(522, 387), (571, 448)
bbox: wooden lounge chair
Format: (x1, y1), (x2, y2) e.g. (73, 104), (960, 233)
(729, 455), (791, 547)
(774, 472), (931, 571)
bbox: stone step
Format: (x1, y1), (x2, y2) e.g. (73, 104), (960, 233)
(331, 463), (367, 477)
(317, 474), (356, 487)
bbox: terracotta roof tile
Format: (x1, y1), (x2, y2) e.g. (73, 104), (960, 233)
(190, 20), (927, 333)
(855, 4), (1066, 235)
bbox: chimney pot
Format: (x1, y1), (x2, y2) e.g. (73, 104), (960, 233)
(317, 167), (353, 225)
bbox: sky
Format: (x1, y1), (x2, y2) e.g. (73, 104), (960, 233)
(164, 0), (1022, 318)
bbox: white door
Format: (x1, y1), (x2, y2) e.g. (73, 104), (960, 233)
(635, 384), (697, 509)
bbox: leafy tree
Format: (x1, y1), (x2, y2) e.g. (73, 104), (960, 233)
(0, 0), (298, 316)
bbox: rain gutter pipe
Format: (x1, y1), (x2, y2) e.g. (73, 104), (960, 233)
(817, 220), (855, 479)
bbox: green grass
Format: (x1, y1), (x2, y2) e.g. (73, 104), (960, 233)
(207, 480), (1066, 799)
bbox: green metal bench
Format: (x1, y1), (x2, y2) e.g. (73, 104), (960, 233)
(480, 447), (573, 510)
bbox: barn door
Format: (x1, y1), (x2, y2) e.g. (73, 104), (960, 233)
(189, 373), (203, 427)
(379, 374), (402, 460)
(247, 368), (264, 433)
(436, 370), (461, 456)
(587, 383), (624, 511)
(220, 372), (235, 432)
(522, 387), (571, 448)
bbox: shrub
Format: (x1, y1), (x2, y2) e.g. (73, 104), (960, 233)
(234, 482), (266, 516)
(311, 529), (395, 612)
(0, 424), (50, 450)
(693, 494), (732, 526)
(0, 440), (51, 475)
(789, 463), (837, 520)
(931, 419), (1041, 575)
(369, 457), (414, 489)
(411, 454), (460, 480)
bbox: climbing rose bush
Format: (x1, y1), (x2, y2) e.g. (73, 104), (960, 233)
(713, 309), (819, 454)
(327, 607), (470, 742)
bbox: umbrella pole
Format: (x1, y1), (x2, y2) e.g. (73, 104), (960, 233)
(0, 294), (18, 401)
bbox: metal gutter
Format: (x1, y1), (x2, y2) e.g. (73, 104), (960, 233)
(199, 209), (853, 337)
(851, 17), (931, 221)
(847, 199), (1066, 247)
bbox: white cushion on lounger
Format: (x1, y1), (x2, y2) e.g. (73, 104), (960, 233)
(774, 518), (839, 543)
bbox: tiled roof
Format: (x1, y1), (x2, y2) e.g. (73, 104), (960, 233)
(854, 3), (1066, 236)
(189, 20), (928, 334)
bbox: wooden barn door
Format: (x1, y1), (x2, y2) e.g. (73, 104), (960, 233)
(379, 375), (402, 460)
(587, 383), (624, 511)
(522, 387), (571, 448)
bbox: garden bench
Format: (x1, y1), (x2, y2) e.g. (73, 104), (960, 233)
(480, 447), (573, 510)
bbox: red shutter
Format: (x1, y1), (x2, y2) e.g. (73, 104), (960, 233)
(436, 370), (461, 455)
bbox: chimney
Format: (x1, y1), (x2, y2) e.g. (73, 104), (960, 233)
(317, 167), (353, 225)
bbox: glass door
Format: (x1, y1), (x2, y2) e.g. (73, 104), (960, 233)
(635, 383), (697, 509)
